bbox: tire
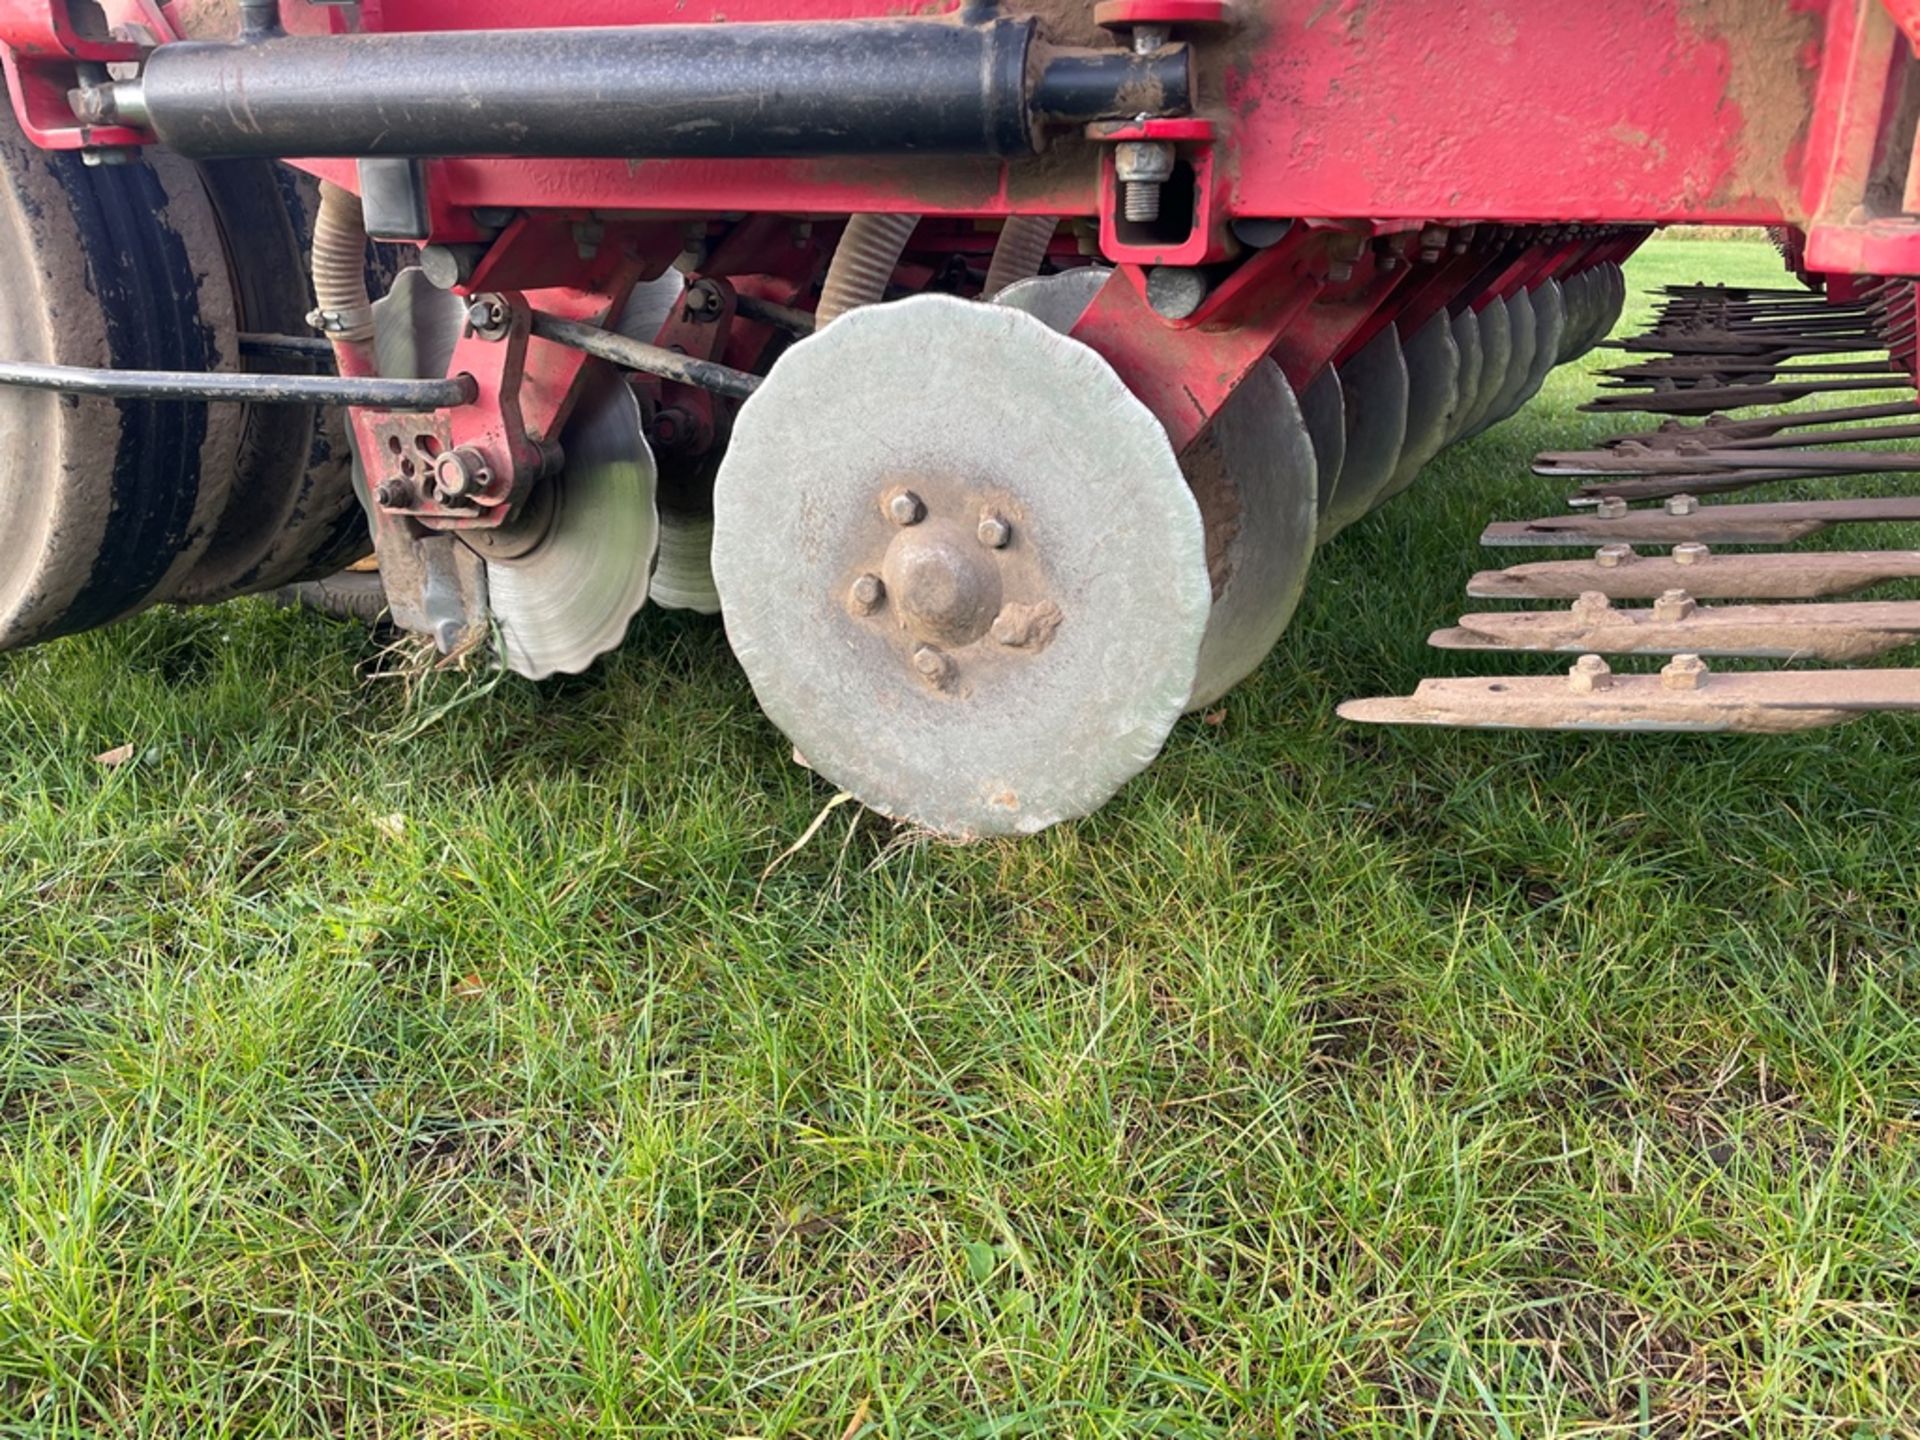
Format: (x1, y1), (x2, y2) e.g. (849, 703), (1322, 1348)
(169, 163), (372, 602)
(0, 108), (243, 650)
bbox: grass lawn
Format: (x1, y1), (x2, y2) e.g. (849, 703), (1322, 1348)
(4, 238), (1919, 1436)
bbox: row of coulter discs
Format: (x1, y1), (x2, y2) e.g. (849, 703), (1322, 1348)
(296, 259), (1627, 837)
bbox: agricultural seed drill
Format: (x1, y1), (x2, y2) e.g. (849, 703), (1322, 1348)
(2, 0), (1918, 834)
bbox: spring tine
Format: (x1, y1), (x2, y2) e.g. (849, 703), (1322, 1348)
(1482, 496), (1920, 547)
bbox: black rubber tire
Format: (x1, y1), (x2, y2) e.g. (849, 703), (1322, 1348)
(169, 163), (372, 603)
(275, 571), (389, 627)
(0, 108), (242, 650)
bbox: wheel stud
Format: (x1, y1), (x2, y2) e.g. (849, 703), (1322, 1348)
(885, 488), (925, 526)
(976, 511), (1011, 548)
(912, 645), (954, 688)
(847, 572), (885, 614)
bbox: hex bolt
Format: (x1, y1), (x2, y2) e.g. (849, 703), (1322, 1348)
(1131, 22), (1171, 51)
(1145, 265), (1209, 320)
(1652, 588), (1696, 622)
(976, 512), (1011, 549)
(1671, 541), (1711, 566)
(1115, 140), (1176, 224)
(1567, 653), (1614, 693)
(1595, 495), (1629, 519)
(1661, 653), (1710, 691)
(847, 573), (885, 615)
(1594, 543), (1636, 568)
(1664, 493), (1699, 517)
(885, 488), (925, 526)
(912, 645), (954, 689)
(1570, 590), (1613, 620)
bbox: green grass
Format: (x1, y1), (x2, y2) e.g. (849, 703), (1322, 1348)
(4, 239), (1919, 1437)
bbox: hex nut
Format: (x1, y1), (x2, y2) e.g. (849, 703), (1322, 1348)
(1595, 495), (1629, 519)
(1594, 543), (1636, 568)
(911, 645), (953, 688)
(847, 572), (885, 615)
(1661, 653), (1709, 691)
(1652, 588), (1696, 622)
(1664, 493), (1699, 517)
(885, 489), (926, 526)
(1671, 542), (1710, 566)
(1567, 653), (1614, 693)
(976, 512), (1011, 549)
(1571, 591), (1614, 620)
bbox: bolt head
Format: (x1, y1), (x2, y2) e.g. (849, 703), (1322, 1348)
(976, 512), (1011, 549)
(1595, 495), (1628, 519)
(911, 645), (954, 689)
(1671, 541), (1710, 566)
(1664, 493), (1699, 516)
(1113, 140), (1176, 187)
(1594, 543), (1636, 568)
(885, 488), (925, 526)
(374, 478), (411, 508)
(847, 572), (885, 615)
(1661, 653), (1709, 691)
(1568, 653), (1614, 693)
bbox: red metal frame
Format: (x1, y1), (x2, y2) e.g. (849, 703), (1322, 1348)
(1, 0), (1914, 530)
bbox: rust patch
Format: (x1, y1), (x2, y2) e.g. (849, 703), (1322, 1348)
(1680, 0), (1822, 213)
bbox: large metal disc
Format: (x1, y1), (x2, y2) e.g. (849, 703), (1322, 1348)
(1556, 270), (1593, 363)
(478, 375), (658, 680)
(1510, 278), (1566, 412)
(995, 268), (1318, 710)
(1317, 326), (1409, 541)
(711, 293), (1210, 838)
(1378, 309), (1462, 503)
(613, 274), (723, 617)
(1479, 286), (1537, 431)
(650, 512), (721, 614)
(370, 268), (665, 678)
(1447, 307), (1485, 444)
(1458, 297), (1512, 437)
(1299, 367), (1347, 524)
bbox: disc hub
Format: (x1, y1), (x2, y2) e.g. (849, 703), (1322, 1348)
(878, 512), (1005, 649)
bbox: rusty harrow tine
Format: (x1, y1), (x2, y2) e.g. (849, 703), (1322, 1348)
(1539, 449), (1920, 478)
(1599, 359), (1902, 382)
(1594, 400), (1920, 449)
(1563, 470), (1816, 504)
(1481, 495), (1920, 547)
(1338, 664), (1920, 733)
(1430, 596), (1920, 663)
(1580, 378), (1912, 415)
(1466, 548), (1920, 601)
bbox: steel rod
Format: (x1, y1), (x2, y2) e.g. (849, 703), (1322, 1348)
(0, 359), (472, 408)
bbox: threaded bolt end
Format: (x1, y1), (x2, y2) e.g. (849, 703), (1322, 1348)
(1123, 181), (1162, 224)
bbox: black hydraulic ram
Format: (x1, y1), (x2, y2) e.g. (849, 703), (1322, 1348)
(99, 19), (1191, 160)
